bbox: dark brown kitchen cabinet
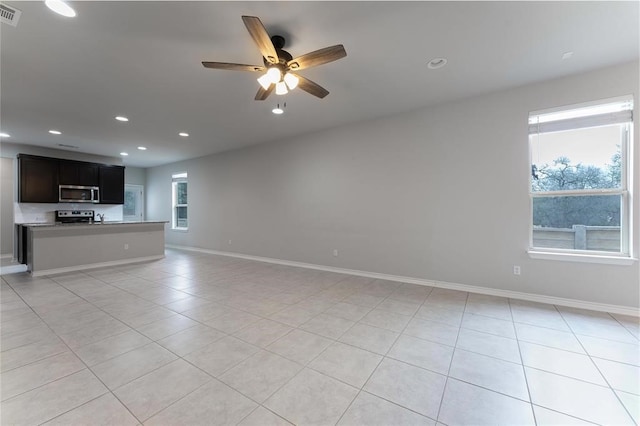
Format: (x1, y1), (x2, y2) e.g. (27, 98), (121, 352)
(59, 160), (99, 186)
(99, 165), (125, 204)
(18, 155), (59, 203)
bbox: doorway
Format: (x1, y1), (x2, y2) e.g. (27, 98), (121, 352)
(124, 184), (144, 222)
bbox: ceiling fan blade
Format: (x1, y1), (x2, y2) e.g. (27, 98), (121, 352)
(255, 84), (274, 101)
(202, 62), (265, 72)
(242, 16), (279, 64)
(297, 75), (330, 99)
(287, 45), (346, 71)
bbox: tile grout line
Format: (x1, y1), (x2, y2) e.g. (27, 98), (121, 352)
(86, 259), (299, 423)
(226, 298), (364, 424)
(174, 266), (624, 422)
(3, 275), (144, 425)
(241, 281), (428, 424)
(553, 304), (636, 424)
(510, 297), (538, 425)
(15, 266), (246, 424)
(333, 283), (438, 425)
(5, 251), (638, 425)
(433, 289), (469, 423)
(53, 271), (209, 425)
(562, 309), (639, 424)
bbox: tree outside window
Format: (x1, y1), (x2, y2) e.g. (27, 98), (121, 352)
(529, 98), (632, 255)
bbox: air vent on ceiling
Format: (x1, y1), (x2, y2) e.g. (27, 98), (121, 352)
(58, 143), (80, 149)
(0, 3), (21, 27)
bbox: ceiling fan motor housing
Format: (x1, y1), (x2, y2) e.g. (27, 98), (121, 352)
(263, 36), (293, 66)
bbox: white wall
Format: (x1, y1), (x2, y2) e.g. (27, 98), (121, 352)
(0, 158), (14, 255)
(148, 61), (639, 309)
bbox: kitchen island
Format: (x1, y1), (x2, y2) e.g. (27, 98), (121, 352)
(22, 221), (168, 276)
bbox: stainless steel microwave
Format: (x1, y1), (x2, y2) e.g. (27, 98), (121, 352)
(59, 185), (100, 203)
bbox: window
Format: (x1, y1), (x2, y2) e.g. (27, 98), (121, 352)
(172, 172), (188, 230)
(529, 97), (633, 258)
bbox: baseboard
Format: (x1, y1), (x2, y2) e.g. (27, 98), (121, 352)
(166, 244), (639, 317)
(30, 255), (165, 277)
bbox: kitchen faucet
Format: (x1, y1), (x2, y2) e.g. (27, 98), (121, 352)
(96, 213), (105, 223)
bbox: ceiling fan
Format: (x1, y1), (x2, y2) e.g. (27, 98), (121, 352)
(202, 16), (346, 101)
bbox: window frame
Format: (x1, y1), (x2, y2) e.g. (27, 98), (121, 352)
(171, 172), (188, 231)
(527, 96), (634, 262)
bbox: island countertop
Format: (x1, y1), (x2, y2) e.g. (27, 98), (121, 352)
(20, 220), (169, 228)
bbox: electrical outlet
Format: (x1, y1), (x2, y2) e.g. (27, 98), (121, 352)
(333, 249), (338, 257)
(228, 239), (232, 245)
(124, 243), (129, 250)
(513, 265), (521, 275)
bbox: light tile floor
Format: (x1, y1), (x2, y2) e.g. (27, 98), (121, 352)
(1, 248), (638, 425)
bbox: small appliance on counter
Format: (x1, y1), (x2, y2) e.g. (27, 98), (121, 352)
(56, 210), (95, 223)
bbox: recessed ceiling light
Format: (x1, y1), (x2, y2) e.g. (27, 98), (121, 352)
(120, 152), (129, 156)
(49, 130), (62, 135)
(0, 132), (10, 138)
(427, 58), (448, 69)
(562, 51), (574, 60)
(137, 146), (147, 150)
(115, 116), (129, 122)
(178, 132), (189, 137)
(44, 0), (76, 17)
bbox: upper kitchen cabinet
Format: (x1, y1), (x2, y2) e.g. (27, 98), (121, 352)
(99, 165), (125, 204)
(18, 154), (59, 203)
(59, 160), (99, 186)
(17, 153), (124, 204)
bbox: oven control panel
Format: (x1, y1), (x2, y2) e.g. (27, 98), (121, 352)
(57, 210), (94, 218)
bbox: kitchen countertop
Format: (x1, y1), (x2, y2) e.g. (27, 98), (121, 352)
(19, 221), (168, 227)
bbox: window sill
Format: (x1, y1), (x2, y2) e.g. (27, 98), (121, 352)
(171, 228), (188, 233)
(528, 250), (636, 265)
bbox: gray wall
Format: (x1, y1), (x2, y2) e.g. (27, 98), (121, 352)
(147, 60), (638, 308)
(125, 167), (146, 186)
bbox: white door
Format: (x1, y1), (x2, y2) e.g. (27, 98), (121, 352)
(124, 184), (144, 222)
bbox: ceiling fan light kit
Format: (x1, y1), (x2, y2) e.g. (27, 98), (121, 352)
(202, 15), (346, 101)
(275, 81), (288, 95)
(257, 67), (282, 89)
(283, 73), (299, 90)
(257, 68), (299, 95)
(272, 103), (285, 115)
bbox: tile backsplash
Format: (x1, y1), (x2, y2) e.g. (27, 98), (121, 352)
(14, 203), (123, 224)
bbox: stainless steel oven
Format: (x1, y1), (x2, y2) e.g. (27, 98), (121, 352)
(59, 185), (100, 203)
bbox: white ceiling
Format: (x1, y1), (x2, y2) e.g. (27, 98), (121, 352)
(1, 1), (638, 167)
